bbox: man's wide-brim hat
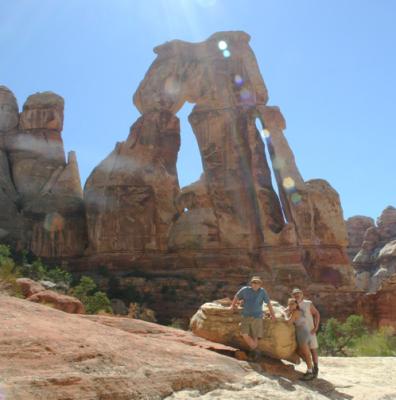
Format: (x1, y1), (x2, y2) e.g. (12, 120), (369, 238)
(250, 276), (263, 284)
(291, 288), (303, 294)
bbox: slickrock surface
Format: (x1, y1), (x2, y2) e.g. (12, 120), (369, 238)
(0, 295), (250, 400)
(1, 295), (395, 400)
(166, 357), (396, 400)
(27, 289), (85, 314)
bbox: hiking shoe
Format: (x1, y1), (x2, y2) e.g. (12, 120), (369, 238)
(313, 365), (319, 378)
(300, 371), (315, 381)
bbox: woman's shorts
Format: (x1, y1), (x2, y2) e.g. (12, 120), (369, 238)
(240, 317), (263, 339)
(296, 325), (318, 349)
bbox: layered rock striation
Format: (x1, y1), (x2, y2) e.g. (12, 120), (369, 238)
(80, 31), (354, 321)
(1, 32), (359, 323)
(0, 87), (87, 257)
(348, 206), (396, 291)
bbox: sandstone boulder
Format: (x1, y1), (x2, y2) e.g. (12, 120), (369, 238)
(27, 290), (85, 314)
(190, 300), (299, 362)
(16, 277), (45, 298)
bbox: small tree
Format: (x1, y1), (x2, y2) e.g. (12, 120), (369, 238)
(72, 276), (112, 315)
(0, 244), (21, 295)
(46, 266), (72, 286)
(85, 291), (112, 314)
(318, 315), (368, 356)
(72, 276), (97, 301)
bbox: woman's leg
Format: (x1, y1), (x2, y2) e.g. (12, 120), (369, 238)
(299, 343), (313, 370)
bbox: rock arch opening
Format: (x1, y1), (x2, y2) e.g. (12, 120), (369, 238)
(255, 118), (287, 226)
(176, 102), (204, 189)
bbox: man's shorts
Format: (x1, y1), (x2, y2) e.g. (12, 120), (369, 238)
(309, 333), (318, 349)
(240, 316), (263, 339)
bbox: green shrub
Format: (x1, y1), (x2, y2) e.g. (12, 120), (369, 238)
(72, 276), (112, 315)
(84, 291), (112, 314)
(0, 244), (21, 296)
(72, 276), (97, 300)
(351, 328), (396, 356)
(318, 315), (367, 356)
(46, 266), (72, 286)
(29, 259), (47, 281)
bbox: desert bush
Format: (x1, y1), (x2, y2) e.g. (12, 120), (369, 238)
(318, 315), (396, 356)
(318, 315), (367, 356)
(0, 245), (21, 296)
(84, 291), (112, 314)
(72, 276), (112, 315)
(351, 327), (396, 356)
(45, 266), (72, 286)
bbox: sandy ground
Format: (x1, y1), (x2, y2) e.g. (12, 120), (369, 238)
(165, 357), (396, 400)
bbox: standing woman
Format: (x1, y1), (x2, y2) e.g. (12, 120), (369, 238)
(284, 298), (315, 380)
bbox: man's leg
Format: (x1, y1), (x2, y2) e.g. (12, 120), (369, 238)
(311, 348), (319, 376)
(310, 334), (319, 377)
(241, 333), (257, 350)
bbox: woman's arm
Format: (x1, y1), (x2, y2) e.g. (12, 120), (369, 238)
(284, 309), (300, 323)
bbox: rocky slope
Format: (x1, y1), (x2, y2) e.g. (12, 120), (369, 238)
(0, 294), (395, 400)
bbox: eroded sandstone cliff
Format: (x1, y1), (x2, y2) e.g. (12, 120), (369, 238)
(0, 32), (370, 324)
(0, 86), (87, 257)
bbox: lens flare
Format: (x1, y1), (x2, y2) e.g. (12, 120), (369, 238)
(222, 49), (231, 58)
(218, 40), (228, 50)
(234, 74), (244, 86)
(240, 88), (251, 100)
(261, 129), (270, 139)
(291, 192), (302, 204)
(164, 77), (181, 98)
(44, 212), (64, 233)
(272, 156), (285, 170)
(283, 177), (295, 191)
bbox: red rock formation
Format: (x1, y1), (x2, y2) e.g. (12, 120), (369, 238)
(349, 207), (396, 294)
(1, 32), (357, 324)
(0, 89), (87, 257)
(16, 277), (46, 297)
(78, 31), (355, 322)
(357, 274), (396, 330)
(27, 290), (85, 314)
(0, 86), (23, 243)
(84, 111), (180, 253)
(346, 215), (375, 260)
(0, 295), (250, 399)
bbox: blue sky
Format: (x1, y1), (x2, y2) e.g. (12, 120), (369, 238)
(1, 0), (395, 220)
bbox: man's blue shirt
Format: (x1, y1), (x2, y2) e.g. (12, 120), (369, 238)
(236, 286), (270, 318)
